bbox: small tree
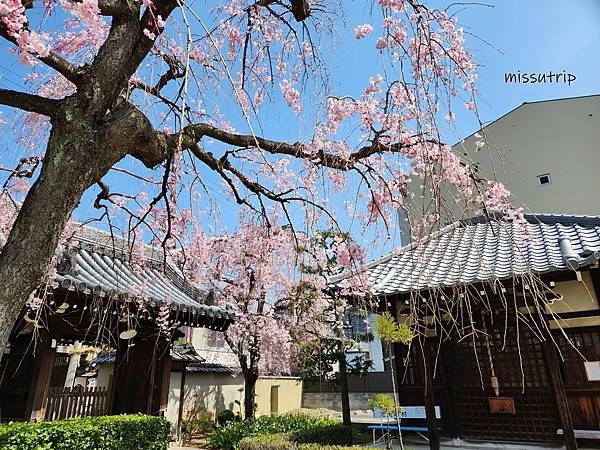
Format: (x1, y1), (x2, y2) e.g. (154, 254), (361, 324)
(191, 220), (299, 419)
(291, 229), (369, 427)
(368, 393), (401, 449)
(374, 311), (413, 448)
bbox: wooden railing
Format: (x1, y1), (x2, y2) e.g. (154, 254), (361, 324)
(44, 386), (110, 420)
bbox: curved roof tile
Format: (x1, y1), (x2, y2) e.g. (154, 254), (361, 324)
(53, 227), (234, 321)
(332, 213), (600, 296)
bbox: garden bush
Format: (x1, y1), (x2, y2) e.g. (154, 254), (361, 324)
(290, 424), (353, 446)
(209, 413), (337, 449)
(237, 433), (368, 450)
(183, 407), (215, 435)
(0, 414), (170, 450)
(217, 409), (239, 426)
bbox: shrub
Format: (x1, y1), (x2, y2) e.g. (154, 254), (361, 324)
(217, 409), (238, 426)
(238, 433), (293, 450)
(368, 393), (400, 417)
(290, 424), (353, 446)
(238, 433), (367, 450)
(183, 407), (215, 435)
(0, 414), (171, 450)
(209, 413), (337, 449)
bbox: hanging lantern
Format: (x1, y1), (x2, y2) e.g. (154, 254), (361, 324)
(119, 329), (138, 340)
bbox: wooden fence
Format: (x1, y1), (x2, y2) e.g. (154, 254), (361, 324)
(44, 386), (110, 420)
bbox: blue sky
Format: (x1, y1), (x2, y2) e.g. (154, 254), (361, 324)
(339, 0), (600, 143)
(0, 0), (598, 252)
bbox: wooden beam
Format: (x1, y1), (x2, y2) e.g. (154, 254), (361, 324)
(542, 339), (577, 450)
(588, 268), (600, 304)
(420, 338), (440, 450)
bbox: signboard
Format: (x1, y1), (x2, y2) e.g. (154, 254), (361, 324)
(489, 397), (516, 414)
(584, 361), (600, 381)
(374, 405), (441, 419)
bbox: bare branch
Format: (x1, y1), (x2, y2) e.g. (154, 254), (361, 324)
(0, 88), (59, 116)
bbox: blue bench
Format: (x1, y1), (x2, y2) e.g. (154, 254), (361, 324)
(367, 425), (429, 444)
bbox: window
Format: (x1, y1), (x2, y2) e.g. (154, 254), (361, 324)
(537, 173), (551, 186)
(206, 330), (225, 348)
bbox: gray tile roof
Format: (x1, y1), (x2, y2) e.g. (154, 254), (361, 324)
(53, 226), (234, 321)
(186, 362), (235, 374)
(91, 344), (206, 365)
(331, 213), (600, 296)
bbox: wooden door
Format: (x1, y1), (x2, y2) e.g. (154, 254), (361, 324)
(451, 320), (559, 443)
(555, 328), (600, 431)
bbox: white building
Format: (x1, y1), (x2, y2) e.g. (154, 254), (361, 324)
(456, 94), (600, 215)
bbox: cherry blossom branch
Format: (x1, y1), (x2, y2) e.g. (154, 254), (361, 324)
(169, 123), (440, 170)
(187, 143), (341, 233)
(0, 26), (80, 83)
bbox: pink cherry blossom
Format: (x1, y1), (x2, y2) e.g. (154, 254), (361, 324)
(355, 24), (374, 39)
(280, 79), (301, 113)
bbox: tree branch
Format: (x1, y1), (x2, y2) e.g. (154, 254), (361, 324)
(290, 0), (310, 21)
(168, 123), (437, 170)
(98, 0), (138, 16)
(0, 88), (59, 116)
(0, 26), (81, 84)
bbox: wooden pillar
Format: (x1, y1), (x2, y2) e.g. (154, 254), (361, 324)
(27, 333), (55, 421)
(151, 338), (172, 415)
(543, 338), (577, 450)
(442, 340), (461, 442)
(420, 337), (440, 450)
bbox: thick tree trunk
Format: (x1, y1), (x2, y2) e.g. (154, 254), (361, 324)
(338, 350), (351, 426)
(244, 370), (259, 419)
(0, 133), (94, 356)
(0, 100), (153, 358)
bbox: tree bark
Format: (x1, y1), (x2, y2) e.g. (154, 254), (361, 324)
(244, 370), (259, 419)
(0, 100), (166, 358)
(338, 350), (351, 426)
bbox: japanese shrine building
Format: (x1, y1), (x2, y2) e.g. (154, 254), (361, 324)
(334, 213), (600, 449)
(0, 226), (234, 423)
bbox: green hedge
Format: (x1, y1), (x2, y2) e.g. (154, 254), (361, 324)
(237, 433), (367, 450)
(290, 424), (353, 446)
(0, 414), (171, 450)
(209, 413), (338, 450)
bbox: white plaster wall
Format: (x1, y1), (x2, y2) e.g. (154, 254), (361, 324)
(95, 363), (114, 389)
(548, 271), (598, 314)
(167, 373), (303, 425)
